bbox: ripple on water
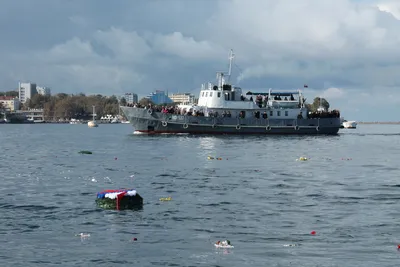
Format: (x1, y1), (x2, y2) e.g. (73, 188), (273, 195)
(0, 124), (399, 266)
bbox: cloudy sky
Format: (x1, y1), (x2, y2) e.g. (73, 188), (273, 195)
(1, 0), (400, 121)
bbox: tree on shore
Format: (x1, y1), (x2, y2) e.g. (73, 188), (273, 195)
(12, 93), (122, 121)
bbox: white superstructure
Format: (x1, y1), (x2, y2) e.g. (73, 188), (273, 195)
(178, 50), (308, 120)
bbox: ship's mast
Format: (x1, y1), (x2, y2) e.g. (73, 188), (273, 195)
(216, 49), (235, 89)
(227, 49), (234, 83)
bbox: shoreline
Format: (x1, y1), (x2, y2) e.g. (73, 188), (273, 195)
(358, 122), (400, 124)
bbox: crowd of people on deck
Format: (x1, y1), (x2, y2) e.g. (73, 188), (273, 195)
(123, 103), (340, 119)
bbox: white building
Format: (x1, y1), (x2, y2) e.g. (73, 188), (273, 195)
(0, 96), (20, 111)
(169, 93), (195, 104)
(18, 82), (37, 103)
(37, 86), (51, 96)
(122, 93), (138, 104)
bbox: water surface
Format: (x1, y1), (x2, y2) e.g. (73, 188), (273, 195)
(0, 124), (399, 266)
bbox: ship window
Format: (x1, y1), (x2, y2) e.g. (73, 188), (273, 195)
(285, 111), (288, 116)
(217, 92), (221, 98)
(210, 92), (213, 97)
(202, 92), (204, 97)
(270, 111), (273, 116)
(277, 111), (281, 116)
(205, 92), (208, 97)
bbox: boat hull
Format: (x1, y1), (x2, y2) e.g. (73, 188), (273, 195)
(121, 107), (340, 135)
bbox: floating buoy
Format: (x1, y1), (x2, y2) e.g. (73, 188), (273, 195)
(114, 157), (118, 160)
(159, 197), (172, 201)
(79, 150), (92, 154)
(133, 237), (137, 241)
(310, 231), (316, 235)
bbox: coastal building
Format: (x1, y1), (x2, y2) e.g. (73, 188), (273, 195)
(122, 93), (138, 104)
(146, 90), (173, 104)
(169, 93), (195, 105)
(0, 96), (20, 111)
(15, 108), (45, 122)
(18, 82), (37, 103)
(37, 86), (51, 96)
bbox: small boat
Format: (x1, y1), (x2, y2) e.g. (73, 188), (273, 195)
(70, 118), (83, 124)
(342, 120), (357, 129)
(88, 105), (99, 128)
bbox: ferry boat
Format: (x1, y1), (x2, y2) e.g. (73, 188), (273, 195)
(120, 50), (341, 135)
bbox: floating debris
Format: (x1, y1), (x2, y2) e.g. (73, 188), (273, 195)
(296, 157), (308, 161)
(79, 150), (93, 155)
(208, 156), (225, 160)
(159, 197), (172, 201)
(76, 233), (90, 238)
(96, 189), (143, 210)
(215, 240), (234, 248)
(283, 244), (298, 247)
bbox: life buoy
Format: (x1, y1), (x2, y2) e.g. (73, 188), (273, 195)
(316, 126), (320, 131)
(266, 126), (271, 131)
(236, 125), (241, 130)
(294, 125), (299, 131)
(147, 109), (153, 115)
(183, 123), (189, 129)
(162, 121), (168, 127)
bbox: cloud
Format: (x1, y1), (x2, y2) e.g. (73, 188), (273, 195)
(93, 27), (152, 62)
(321, 88), (346, 99)
(151, 32), (225, 60)
(1, 0), (400, 121)
(376, 1), (400, 19)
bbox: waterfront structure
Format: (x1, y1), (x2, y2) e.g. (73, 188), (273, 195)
(145, 90), (173, 104)
(169, 93), (195, 105)
(18, 82), (37, 103)
(0, 96), (20, 111)
(122, 93), (138, 104)
(15, 108), (44, 122)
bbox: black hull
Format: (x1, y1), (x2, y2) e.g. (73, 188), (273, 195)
(121, 107), (340, 135)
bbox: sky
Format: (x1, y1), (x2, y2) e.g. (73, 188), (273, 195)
(1, 0), (400, 121)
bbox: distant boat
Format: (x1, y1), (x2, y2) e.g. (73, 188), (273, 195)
(342, 120), (357, 129)
(70, 118), (83, 124)
(88, 105), (99, 128)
